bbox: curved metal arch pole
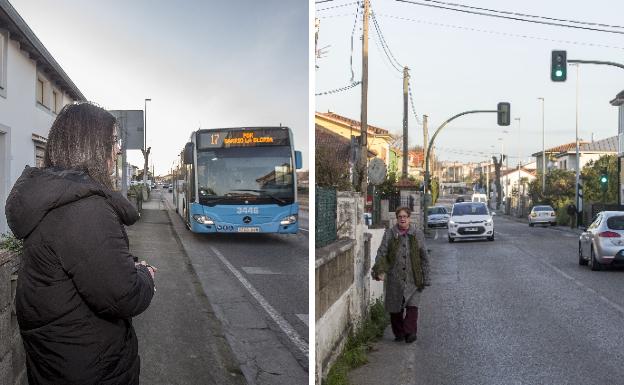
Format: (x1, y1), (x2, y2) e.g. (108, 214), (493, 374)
(423, 109), (497, 230)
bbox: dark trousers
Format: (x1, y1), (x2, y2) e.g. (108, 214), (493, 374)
(390, 306), (418, 337)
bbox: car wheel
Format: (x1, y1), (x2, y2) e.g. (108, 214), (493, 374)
(589, 246), (602, 271)
(550, 222), (556, 226)
(578, 242), (588, 266)
(487, 234), (494, 241)
(448, 236), (455, 243)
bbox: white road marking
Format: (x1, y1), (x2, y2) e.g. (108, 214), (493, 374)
(296, 314), (309, 326)
(210, 246), (309, 357)
(434, 230), (439, 240)
(241, 267), (280, 275)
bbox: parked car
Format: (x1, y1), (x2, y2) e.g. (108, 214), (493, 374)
(455, 196), (466, 203)
(528, 205), (557, 227)
(578, 211), (624, 270)
(427, 206), (450, 228)
(448, 202), (495, 242)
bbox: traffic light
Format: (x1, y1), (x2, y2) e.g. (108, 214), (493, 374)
(599, 169), (608, 191)
(497, 102), (510, 126)
(551, 50), (567, 82)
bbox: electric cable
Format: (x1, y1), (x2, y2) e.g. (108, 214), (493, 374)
(396, 0), (624, 35)
(316, 81), (362, 96)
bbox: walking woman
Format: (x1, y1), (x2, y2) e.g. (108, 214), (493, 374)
(372, 207), (430, 343)
(5, 103), (155, 385)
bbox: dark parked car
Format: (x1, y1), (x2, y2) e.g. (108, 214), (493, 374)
(455, 196), (465, 203)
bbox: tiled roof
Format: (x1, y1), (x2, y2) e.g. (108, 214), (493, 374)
(316, 112), (390, 136)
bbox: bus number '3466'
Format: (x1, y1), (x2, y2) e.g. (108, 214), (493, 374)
(237, 207), (259, 215)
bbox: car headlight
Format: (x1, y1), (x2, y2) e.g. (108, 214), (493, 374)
(192, 214), (214, 225)
(280, 215), (297, 225)
(485, 219), (493, 226)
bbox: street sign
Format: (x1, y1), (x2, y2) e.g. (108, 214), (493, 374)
(109, 110), (144, 150)
(368, 157), (387, 185)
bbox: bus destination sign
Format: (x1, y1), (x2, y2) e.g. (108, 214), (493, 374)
(197, 128), (290, 149)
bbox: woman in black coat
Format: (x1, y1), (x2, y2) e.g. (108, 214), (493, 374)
(5, 103), (155, 385)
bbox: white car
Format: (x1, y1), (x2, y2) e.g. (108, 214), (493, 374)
(448, 202), (495, 242)
(471, 193), (488, 204)
(528, 205), (556, 227)
(427, 206), (450, 228)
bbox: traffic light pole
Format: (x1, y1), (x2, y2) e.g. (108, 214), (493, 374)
(424, 109), (499, 229)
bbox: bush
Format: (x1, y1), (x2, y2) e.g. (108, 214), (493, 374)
(0, 232), (23, 253)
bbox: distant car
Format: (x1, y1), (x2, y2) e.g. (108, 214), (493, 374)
(578, 211), (624, 271)
(427, 206), (450, 228)
(471, 193), (487, 204)
(168, 186), (173, 193)
(448, 202), (495, 242)
(528, 205), (556, 227)
(455, 196), (466, 203)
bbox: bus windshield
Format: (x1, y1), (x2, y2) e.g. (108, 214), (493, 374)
(196, 146), (294, 205)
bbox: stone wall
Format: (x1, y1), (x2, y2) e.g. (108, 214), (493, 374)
(315, 192), (371, 385)
(0, 250), (26, 385)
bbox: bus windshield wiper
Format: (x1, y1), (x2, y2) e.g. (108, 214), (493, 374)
(231, 189), (288, 205)
(200, 193), (254, 206)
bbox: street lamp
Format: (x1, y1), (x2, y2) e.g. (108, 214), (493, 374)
(142, 98), (152, 186)
(538, 97), (545, 194)
(571, 63), (581, 227)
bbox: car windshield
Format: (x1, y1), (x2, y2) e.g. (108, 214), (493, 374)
(606, 216), (624, 230)
(428, 207), (447, 215)
(533, 206), (553, 212)
(452, 203), (488, 216)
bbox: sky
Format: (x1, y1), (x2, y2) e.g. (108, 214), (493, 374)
(315, 0), (624, 167)
(11, 0), (309, 174)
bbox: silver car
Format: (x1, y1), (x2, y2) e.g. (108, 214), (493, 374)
(528, 205), (557, 227)
(578, 211), (624, 270)
(427, 206), (449, 228)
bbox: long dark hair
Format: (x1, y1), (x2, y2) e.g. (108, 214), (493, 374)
(44, 102), (116, 188)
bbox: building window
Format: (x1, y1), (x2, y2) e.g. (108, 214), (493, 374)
(33, 134), (47, 167)
(52, 90), (62, 113)
(36, 78), (44, 105)
(0, 31), (6, 92)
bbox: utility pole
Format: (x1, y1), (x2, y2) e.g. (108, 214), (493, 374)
(423, 115), (429, 192)
(538, 97), (545, 194)
(359, 0), (369, 195)
(574, 63), (581, 227)
(402, 66), (409, 179)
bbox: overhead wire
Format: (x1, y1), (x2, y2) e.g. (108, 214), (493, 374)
(396, 0), (624, 35)
(378, 14), (624, 51)
(349, 2), (361, 82)
(416, 0), (624, 30)
(317, 1), (359, 12)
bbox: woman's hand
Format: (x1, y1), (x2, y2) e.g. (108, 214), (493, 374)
(136, 260), (157, 279)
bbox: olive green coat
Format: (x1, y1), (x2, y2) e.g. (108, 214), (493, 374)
(372, 224), (430, 313)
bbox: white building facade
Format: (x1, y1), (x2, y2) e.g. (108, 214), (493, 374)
(0, 2), (85, 232)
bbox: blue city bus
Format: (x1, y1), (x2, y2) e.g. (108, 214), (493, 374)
(173, 127), (302, 234)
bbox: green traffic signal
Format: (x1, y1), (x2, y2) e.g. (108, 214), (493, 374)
(600, 175), (608, 183)
(551, 50), (567, 82)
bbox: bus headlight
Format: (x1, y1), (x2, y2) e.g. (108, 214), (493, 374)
(280, 215), (297, 225)
(192, 215), (214, 225)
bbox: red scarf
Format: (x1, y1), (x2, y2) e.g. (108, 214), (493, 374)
(398, 226), (409, 236)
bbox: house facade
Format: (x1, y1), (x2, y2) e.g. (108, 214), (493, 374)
(610, 90), (624, 204)
(0, 2), (85, 232)
(532, 136), (617, 174)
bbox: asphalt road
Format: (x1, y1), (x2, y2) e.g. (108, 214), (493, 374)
(159, 189), (309, 384)
(351, 213), (624, 385)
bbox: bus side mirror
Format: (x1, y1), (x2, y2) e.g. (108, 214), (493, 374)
(183, 142), (193, 164)
(295, 151), (302, 169)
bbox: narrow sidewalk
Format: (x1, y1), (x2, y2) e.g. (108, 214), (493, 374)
(127, 191), (245, 385)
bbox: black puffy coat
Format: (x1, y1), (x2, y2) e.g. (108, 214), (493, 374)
(5, 166), (154, 385)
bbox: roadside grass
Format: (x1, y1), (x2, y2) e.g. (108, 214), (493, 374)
(324, 298), (389, 385)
